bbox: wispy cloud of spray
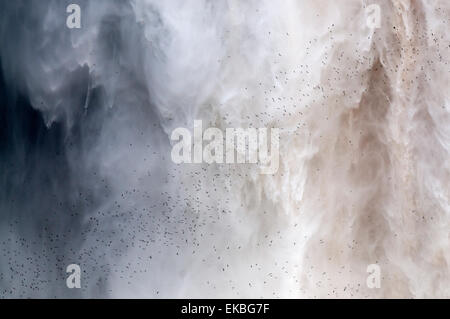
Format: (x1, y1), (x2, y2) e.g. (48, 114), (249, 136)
(0, 0), (449, 298)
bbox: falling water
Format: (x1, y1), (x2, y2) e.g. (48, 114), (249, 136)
(0, 0), (449, 298)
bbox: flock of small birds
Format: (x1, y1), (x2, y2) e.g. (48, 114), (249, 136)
(1, 2), (449, 298)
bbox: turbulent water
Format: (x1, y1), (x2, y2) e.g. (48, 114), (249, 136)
(0, 0), (449, 298)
